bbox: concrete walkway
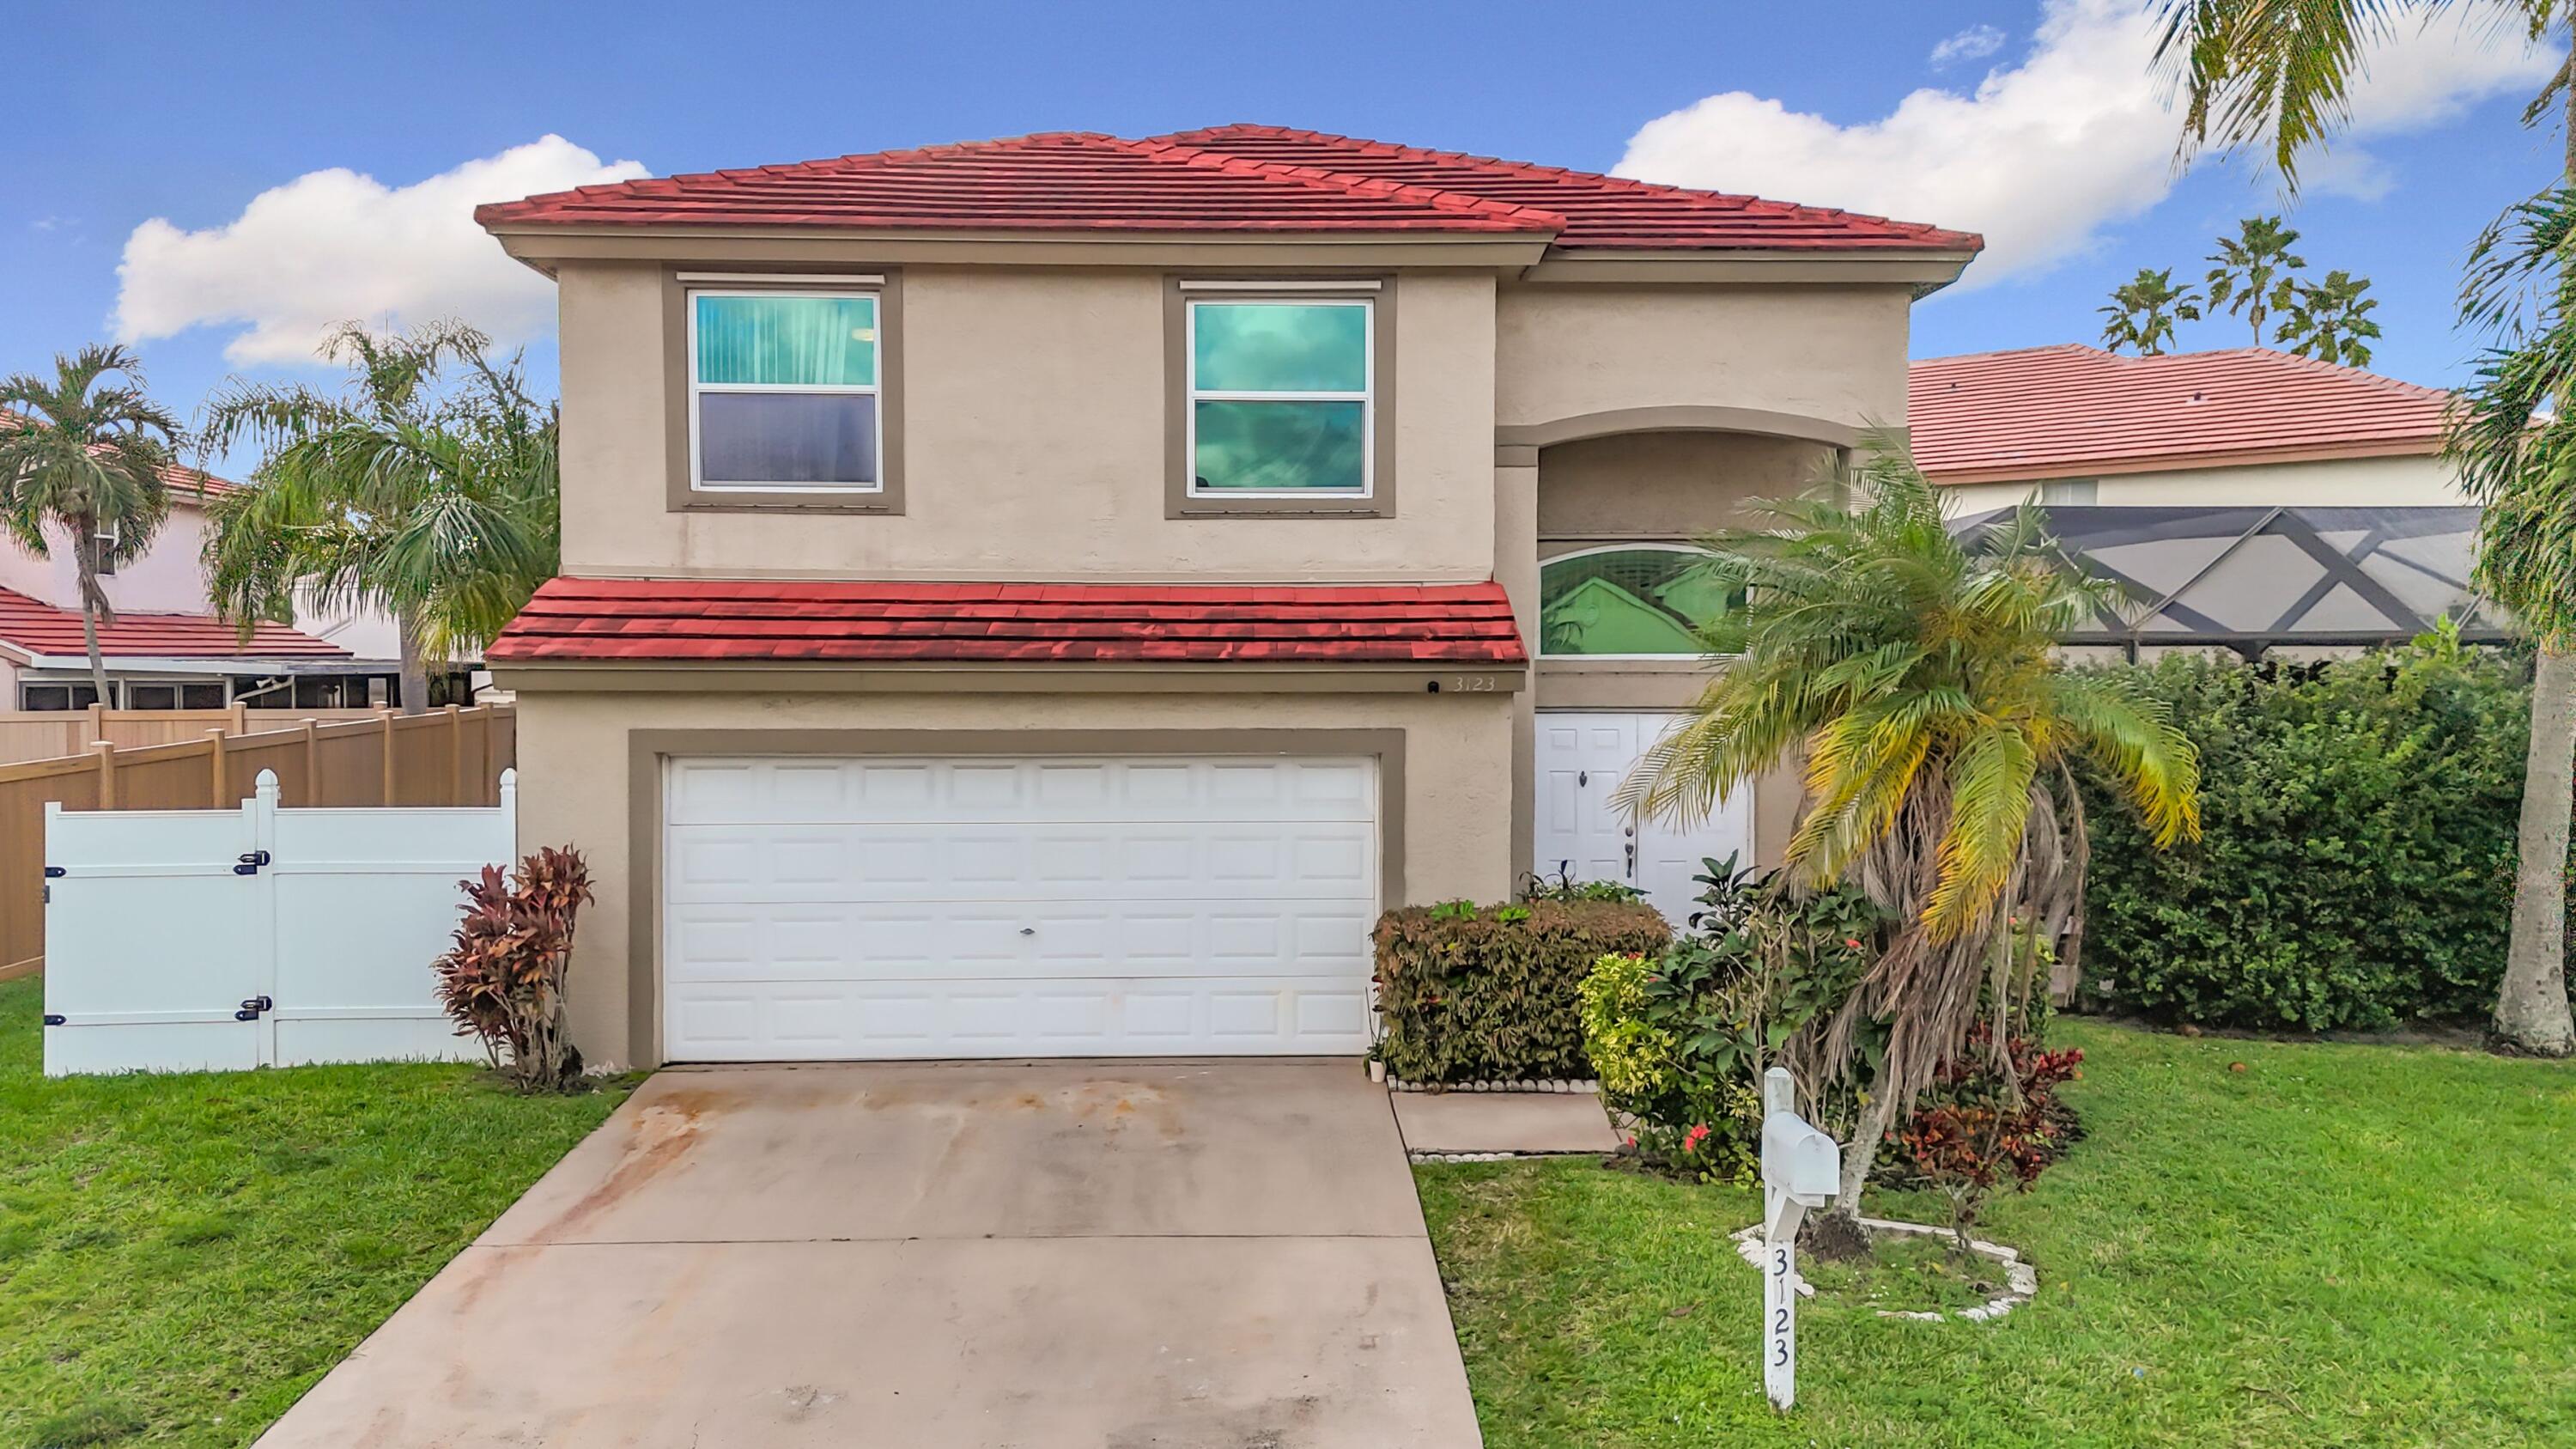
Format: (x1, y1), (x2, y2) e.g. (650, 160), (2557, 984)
(255, 1061), (1481, 1449)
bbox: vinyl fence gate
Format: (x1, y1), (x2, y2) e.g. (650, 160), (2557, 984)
(42, 768), (517, 1076)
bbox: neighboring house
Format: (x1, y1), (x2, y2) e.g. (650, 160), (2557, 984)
(0, 456), (410, 709)
(1911, 344), (2463, 511)
(477, 125), (1980, 1068)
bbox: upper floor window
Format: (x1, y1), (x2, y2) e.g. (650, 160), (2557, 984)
(1538, 545), (1735, 658)
(1186, 298), (1372, 496)
(93, 519), (118, 577)
(689, 289), (881, 492)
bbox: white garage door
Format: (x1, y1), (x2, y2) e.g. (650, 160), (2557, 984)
(662, 755), (1381, 1060)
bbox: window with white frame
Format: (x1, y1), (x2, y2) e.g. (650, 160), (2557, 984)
(1186, 298), (1372, 496)
(94, 518), (118, 577)
(688, 289), (882, 490)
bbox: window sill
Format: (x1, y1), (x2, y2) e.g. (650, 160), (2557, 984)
(672, 489), (903, 515)
(1170, 493), (1391, 520)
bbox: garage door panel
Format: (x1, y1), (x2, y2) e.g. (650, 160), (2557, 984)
(665, 821), (1376, 903)
(665, 977), (1377, 1060)
(664, 754), (1379, 1060)
(666, 758), (1374, 826)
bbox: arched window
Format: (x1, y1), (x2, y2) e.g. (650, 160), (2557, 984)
(1537, 545), (1732, 657)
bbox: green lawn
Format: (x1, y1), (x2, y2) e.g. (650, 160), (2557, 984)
(1417, 1018), (2576, 1448)
(0, 975), (629, 1449)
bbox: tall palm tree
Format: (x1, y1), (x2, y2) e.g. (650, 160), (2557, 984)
(1617, 448), (2201, 1218)
(2098, 267), (2203, 355)
(2205, 215), (2307, 345)
(0, 345), (182, 703)
(200, 320), (560, 715)
(2156, 0), (2576, 1055)
(2275, 269), (2383, 366)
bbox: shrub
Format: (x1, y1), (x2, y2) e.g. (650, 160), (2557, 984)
(1887, 1024), (2084, 1255)
(1372, 898), (1669, 1083)
(433, 845), (595, 1092)
(1577, 855), (1883, 1182)
(2079, 637), (2535, 1031)
(1517, 865), (1648, 904)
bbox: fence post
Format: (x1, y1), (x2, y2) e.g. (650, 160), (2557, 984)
(378, 708), (396, 806)
(229, 700), (249, 736)
(90, 740), (115, 810)
(85, 701), (106, 750)
(301, 719), (319, 805)
(446, 703), (464, 804)
(207, 728), (229, 807)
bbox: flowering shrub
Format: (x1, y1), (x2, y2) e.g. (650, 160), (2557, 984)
(1577, 855), (1883, 1183)
(432, 845), (594, 1093)
(1891, 1024), (2084, 1254)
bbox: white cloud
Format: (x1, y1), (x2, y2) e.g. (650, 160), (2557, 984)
(1617, 0), (2556, 285)
(114, 136), (647, 365)
(1930, 24), (2008, 69)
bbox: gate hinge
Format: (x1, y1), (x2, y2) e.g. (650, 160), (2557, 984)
(234, 850), (272, 876)
(44, 865), (64, 878)
(236, 995), (274, 1020)
(43, 1014), (64, 1026)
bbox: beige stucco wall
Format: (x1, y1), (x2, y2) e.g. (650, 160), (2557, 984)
(516, 685), (1518, 1067)
(1938, 452), (2464, 514)
(556, 262), (1500, 583)
(1535, 429), (1833, 541)
(1495, 284), (1911, 433)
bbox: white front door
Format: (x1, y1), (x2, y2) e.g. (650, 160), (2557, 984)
(661, 755), (1380, 1061)
(1534, 712), (1753, 929)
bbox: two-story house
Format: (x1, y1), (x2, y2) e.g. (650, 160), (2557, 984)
(0, 453), (408, 710)
(477, 126), (1979, 1068)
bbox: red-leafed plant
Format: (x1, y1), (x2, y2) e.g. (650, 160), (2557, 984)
(433, 845), (594, 1092)
(1893, 1024), (2084, 1256)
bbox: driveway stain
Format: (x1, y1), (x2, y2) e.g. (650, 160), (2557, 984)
(543, 1091), (722, 1238)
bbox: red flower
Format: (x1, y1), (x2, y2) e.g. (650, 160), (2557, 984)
(1681, 1123), (1712, 1154)
(1844, 938), (1862, 950)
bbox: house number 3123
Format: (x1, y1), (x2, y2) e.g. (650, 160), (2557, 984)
(1448, 675), (1498, 693)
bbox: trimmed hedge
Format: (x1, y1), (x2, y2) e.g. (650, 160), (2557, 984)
(1372, 899), (1671, 1083)
(2080, 640), (2535, 1032)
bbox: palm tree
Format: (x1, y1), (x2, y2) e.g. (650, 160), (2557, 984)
(2156, 0), (2575, 1055)
(2275, 269), (2383, 366)
(199, 320), (560, 715)
(1617, 447), (2201, 1220)
(0, 345), (182, 703)
(2099, 267), (2203, 356)
(2205, 215), (2306, 346)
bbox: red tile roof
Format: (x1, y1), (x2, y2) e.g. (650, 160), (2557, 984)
(1151, 125), (1984, 253)
(488, 579), (1527, 665)
(477, 126), (1980, 255)
(1910, 345), (2452, 484)
(0, 588), (347, 660)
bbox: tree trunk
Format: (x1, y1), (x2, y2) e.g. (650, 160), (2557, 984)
(80, 602), (108, 708)
(2495, 646), (2576, 1056)
(1832, 1068), (1900, 1218)
(396, 608), (430, 716)
(76, 535), (111, 707)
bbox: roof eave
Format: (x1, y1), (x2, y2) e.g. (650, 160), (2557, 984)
(486, 223), (1557, 273)
(1519, 248), (1979, 288)
(1924, 435), (2451, 485)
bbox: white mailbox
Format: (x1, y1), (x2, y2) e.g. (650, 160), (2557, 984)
(1756, 1066), (1840, 1411)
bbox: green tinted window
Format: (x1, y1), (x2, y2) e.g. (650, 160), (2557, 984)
(1191, 302), (1367, 393)
(1192, 400), (1365, 492)
(1538, 549), (1733, 656)
(696, 294), (878, 387)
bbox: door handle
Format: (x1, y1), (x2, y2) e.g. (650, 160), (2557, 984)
(1577, 770), (1588, 787)
(1019, 927), (1036, 936)
(1625, 842), (1637, 879)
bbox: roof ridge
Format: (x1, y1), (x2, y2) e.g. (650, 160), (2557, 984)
(1157, 123), (1982, 247)
(1103, 133), (1565, 230)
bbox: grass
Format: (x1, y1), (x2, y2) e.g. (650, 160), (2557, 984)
(0, 974), (630, 1449)
(1417, 1017), (2576, 1448)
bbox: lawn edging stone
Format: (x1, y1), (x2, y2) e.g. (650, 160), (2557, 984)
(1728, 1217), (2039, 1324)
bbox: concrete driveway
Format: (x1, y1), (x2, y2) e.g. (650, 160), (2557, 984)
(255, 1060), (1482, 1449)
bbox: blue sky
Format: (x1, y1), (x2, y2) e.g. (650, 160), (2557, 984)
(4, 0), (2561, 476)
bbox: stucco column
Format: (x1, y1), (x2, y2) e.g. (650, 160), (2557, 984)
(1495, 444), (1541, 891)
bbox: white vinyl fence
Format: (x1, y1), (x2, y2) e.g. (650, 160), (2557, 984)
(42, 768), (516, 1076)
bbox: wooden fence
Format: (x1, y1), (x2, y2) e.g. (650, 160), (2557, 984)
(0, 705), (390, 765)
(0, 704), (515, 981)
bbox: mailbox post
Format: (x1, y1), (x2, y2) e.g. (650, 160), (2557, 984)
(1757, 1066), (1840, 1410)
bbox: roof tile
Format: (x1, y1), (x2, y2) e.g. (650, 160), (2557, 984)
(0, 588), (348, 659)
(487, 579), (1528, 665)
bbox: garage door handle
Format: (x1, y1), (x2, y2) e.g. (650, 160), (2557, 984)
(1019, 927), (1036, 936)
